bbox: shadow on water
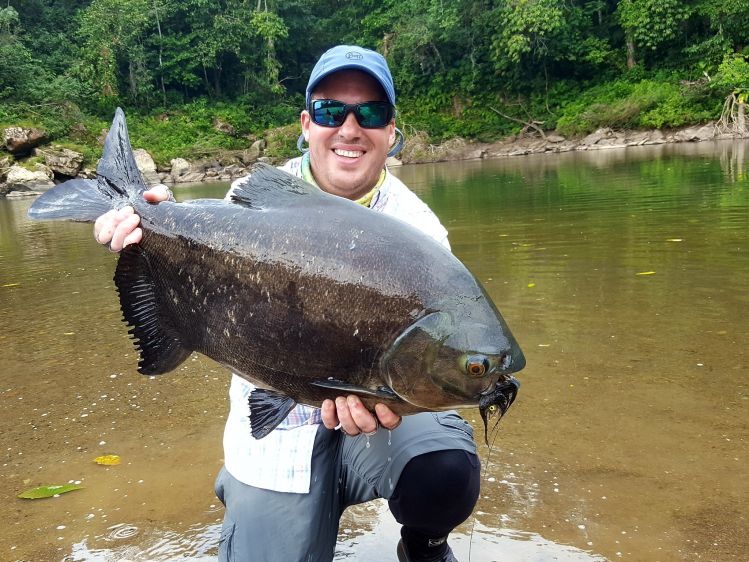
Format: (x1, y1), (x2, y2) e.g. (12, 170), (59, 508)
(2, 140), (748, 561)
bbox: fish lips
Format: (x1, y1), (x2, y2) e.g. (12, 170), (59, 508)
(478, 376), (520, 445)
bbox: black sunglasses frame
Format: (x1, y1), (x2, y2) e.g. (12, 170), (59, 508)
(308, 99), (395, 129)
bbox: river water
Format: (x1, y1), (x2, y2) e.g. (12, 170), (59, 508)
(1, 141), (747, 561)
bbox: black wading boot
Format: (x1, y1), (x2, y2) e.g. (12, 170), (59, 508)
(396, 529), (458, 562)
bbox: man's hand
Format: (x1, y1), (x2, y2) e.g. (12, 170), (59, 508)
(93, 185), (172, 251)
(321, 395), (402, 436)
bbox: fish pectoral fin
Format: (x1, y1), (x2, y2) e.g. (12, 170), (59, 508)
(115, 244), (191, 376)
(248, 389), (297, 439)
(230, 163), (321, 210)
(310, 379), (401, 401)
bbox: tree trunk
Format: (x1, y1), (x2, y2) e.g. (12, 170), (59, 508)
(717, 93), (748, 136)
(214, 62), (222, 97)
(129, 59), (136, 98)
(153, 0), (166, 107)
(738, 101), (746, 135)
(626, 36), (636, 69)
(202, 62), (211, 96)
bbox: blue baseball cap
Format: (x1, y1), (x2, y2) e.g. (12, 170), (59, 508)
(305, 45), (396, 108)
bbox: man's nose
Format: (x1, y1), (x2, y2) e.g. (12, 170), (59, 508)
(338, 111), (362, 137)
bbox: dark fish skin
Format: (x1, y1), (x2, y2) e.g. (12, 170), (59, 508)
(28, 108), (525, 439)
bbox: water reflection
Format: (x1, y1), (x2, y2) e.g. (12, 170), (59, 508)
(2, 141), (748, 562)
(62, 501), (606, 562)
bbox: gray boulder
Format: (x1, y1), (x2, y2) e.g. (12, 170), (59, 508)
(644, 130), (666, 145)
(178, 171), (206, 183)
(34, 147), (84, 177)
(0, 155), (11, 182)
(240, 139), (266, 165)
(673, 123), (715, 142)
(133, 148), (160, 186)
(5, 164), (55, 192)
(3, 126), (46, 154)
(169, 157), (191, 182)
(581, 127), (613, 146)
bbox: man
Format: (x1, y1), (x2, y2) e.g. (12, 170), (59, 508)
(94, 45), (479, 562)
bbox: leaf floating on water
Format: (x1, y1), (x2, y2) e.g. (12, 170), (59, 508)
(636, 271), (656, 276)
(18, 484), (83, 499)
(527, 283), (536, 288)
(2, 283), (20, 288)
(94, 454), (121, 466)
(666, 238), (683, 242)
(63, 332), (75, 336)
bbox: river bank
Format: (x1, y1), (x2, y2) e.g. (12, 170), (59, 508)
(1, 119), (746, 198)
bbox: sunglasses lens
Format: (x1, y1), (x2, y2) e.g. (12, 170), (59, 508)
(357, 102), (392, 128)
(311, 100), (393, 128)
(312, 100), (347, 127)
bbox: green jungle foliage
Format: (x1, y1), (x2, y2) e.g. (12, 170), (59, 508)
(1, 0), (748, 163)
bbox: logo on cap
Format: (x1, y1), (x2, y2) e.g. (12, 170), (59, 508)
(345, 51), (363, 60)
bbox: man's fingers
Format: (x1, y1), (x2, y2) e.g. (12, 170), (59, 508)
(320, 399), (339, 429)
(121, 227), (143, 249)
(335, 396), (360, 435)
(374, 403), (402, 430)
(325, 396), (395, 436)
(109, 213), (141, 252)
(347, 395), (378, 434)
(94, 207), (135, 246)
(94, 209), (116, 242)
(144, 185), (171, 203)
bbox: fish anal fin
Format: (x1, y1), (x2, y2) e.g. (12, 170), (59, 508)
(230, 163), (321, 210)
(311, 379), (400, 401)
(248, 389), (297, 439)
(114, 244), (190, 375)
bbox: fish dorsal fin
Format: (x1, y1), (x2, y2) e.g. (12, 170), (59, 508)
(97, 107), (147, 197)
(230, 162), (321, 210)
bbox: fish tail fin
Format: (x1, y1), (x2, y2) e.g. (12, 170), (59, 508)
(26, 178), (116, 222)
(115, 244), (191, 375)
(27, 107), (147, 223)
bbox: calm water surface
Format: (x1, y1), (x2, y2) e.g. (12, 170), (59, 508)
(1, 141), (747, 561)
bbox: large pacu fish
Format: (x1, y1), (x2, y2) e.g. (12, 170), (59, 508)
(28, 109), (524, 441)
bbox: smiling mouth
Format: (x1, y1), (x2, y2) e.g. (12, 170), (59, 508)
(334, 148), (364, 158)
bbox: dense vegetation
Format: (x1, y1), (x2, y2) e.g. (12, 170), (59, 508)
(1, 0), (748, 164)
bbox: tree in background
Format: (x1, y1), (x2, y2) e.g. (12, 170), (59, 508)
(714, 54), (749, 135)
(76, 0), (153, 108)
(616, 0), (690, 69)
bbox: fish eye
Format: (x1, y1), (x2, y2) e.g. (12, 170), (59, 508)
(465, 355), (490, 377)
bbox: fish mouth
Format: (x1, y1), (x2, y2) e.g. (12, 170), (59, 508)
(478, 376), (520, 445)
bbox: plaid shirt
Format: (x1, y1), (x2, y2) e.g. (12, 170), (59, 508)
(222, 157), (450, 493)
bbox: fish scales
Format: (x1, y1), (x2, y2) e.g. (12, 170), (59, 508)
(132, 201), (436, 405)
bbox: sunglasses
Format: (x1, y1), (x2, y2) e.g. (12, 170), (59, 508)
(309, 99), (394, 129)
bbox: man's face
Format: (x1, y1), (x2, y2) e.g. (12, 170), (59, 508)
(301, 69), (396, 200)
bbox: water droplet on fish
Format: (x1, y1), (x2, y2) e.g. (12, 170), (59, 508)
(388, 430), (392, 446)
(349, 241), (356, 250)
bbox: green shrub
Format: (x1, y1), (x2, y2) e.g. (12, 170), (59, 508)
(556, 77), (720, 136)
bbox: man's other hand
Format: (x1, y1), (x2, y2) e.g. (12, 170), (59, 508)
(93, 185), (171, 251)
(321, 395), (402, 436)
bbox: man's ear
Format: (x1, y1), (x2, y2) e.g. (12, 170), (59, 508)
(300, 110), (311, 141)
(388, 120), (396, 147)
